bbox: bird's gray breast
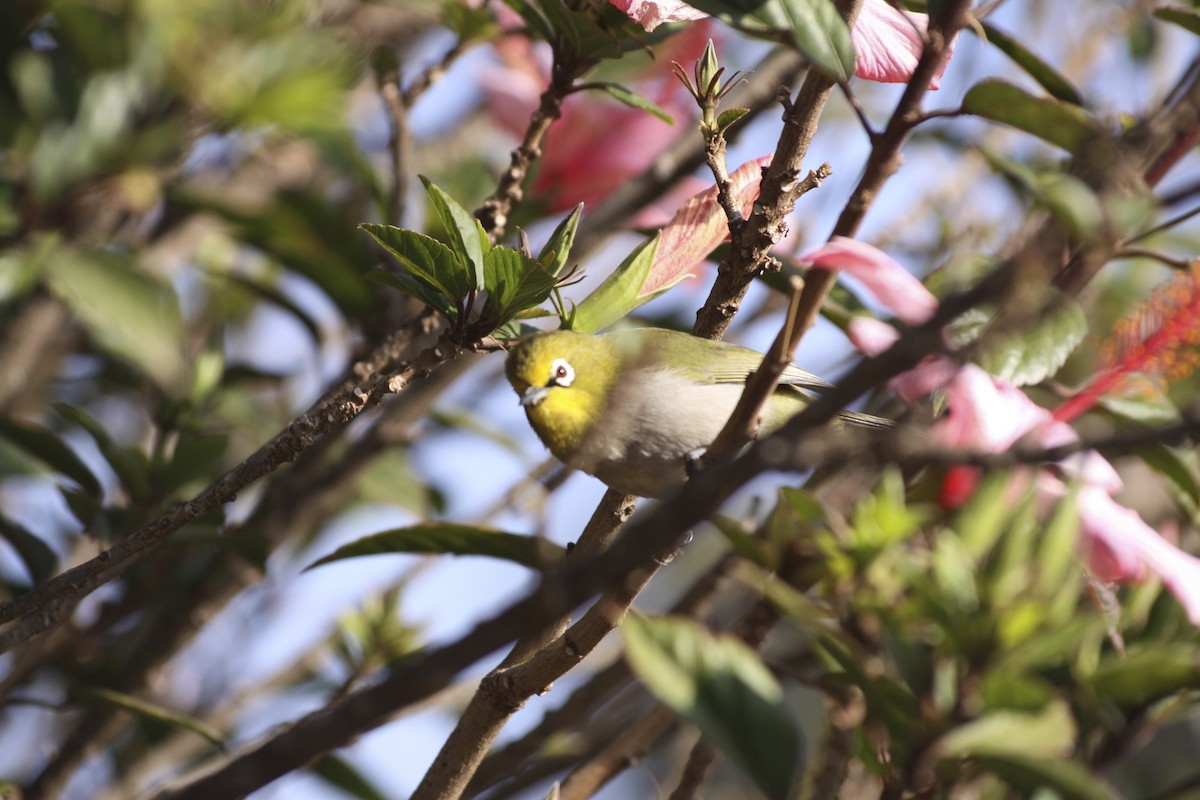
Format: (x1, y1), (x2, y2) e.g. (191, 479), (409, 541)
(575, 369), (745, 497)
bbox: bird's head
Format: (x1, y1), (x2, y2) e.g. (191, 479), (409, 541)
(505, 330), (620, 457)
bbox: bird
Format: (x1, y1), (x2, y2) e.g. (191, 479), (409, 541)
(504, 327), (891, 498)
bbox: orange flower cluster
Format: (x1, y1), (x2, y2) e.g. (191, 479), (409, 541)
(1056, 261), (1200, 423)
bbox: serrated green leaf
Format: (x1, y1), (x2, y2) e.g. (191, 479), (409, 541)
(304, 523), (566, 571)
(569, 235), (660, 333)
(482, 247), (558, 327)
(312, 755), (390, 800)
(593, 82), (675, 123)
(1089, 644), (1200, 706)
(539, 205), (582, 278)
(45, 250), (186, 391)
(978, 22), (1083, 105)
(420, 177), (485, 292)
(963, 79), (1101, 155)
(366, 266), (456, 316)
(623, 615), (803, 800)
(0, 513), (58, 585)
(361, 225), (472, 310)
(72, 685), (224, 748)
(1155, 6), (1200, 36)
(973, 291), (1086, 387)
(0, 417), (101, 496)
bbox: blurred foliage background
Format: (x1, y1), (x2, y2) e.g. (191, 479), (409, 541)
(2, 0), (1200, 799)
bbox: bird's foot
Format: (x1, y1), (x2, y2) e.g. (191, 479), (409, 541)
(684, 448), (707, 480)
(654, 530), (694, 566)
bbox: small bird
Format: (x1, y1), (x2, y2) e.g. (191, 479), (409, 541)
(505, 328), (890, 498)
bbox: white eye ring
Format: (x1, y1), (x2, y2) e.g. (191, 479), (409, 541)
(550, 358), (575, 388)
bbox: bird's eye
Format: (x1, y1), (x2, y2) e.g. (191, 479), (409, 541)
(549, 358), (575, 388)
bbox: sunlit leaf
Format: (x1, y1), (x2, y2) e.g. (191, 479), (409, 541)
(361, 225), (473, 310)
(45, 250), (186, 391)
(420, 176), (485, 292)
(623, 615), (803, 800)
(936, 699), (1075, 761)
(963, 79), (1101, 154)
(539, 204), (582, 278)
(978, 22), (1083, 105)
(482, 247), (558, 327)
(569, 235), (660, 333)
(592, 82), (675, 123)
(305, 523), (566, 571)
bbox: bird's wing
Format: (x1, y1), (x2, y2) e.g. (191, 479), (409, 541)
(605, 329), (834, 390)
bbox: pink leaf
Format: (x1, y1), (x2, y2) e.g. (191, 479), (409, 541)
(607, 0), (708, 31)
(1076, 486), (1200, 625)
(639, 155), (772, 297)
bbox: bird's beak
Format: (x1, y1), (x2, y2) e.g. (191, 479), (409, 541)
(520, 386), (549, 407)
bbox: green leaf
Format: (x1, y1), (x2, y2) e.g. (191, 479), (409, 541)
(361, 225), (473, 310)
(978, 22), (1083, 105)
(312, 755), (390, 800)
(774, 0), (855, 81)
(962, 79), (1101, 154)
(569, 235), (660, 333)
(0, 417), (101, 496)
(219, 271), (323, 342)
(482, 247), (558, 327)
(0, 513), (58, 585)
(624, 616), (802, 800)
(717, 107), (750, 132)
(973, 756), (1119, 800)
(72, 685), (224, 748)
(956, 288), (1087, 387)
(304, 523), (566, 572)
(1155, 6), (1200, 36)
(420, 176), (485, 292)
(592, 82), (675, 124)
(45, 250), (186, 391)
(158, 433), (229, 495)
(366, 266), (455, 317)
(1089, 644), (1200, 706)
(539, 204), (582, 278)
(936, 700), (1076, 761)
(52, 403), (149, 501)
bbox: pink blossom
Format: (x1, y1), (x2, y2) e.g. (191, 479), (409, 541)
(609, 0), (707, 31)
(606, 0), (954, 87)
(930, 364), (1052, 451)
(888, 355), (958, 403)
(479, 22), (704, 213)
(852, 0), (954, 89)
(799, 236), (937, 325)
(848, 315), (900, 356)
(1075, 486), (1200, 625)
(640, 155), (771, 296)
